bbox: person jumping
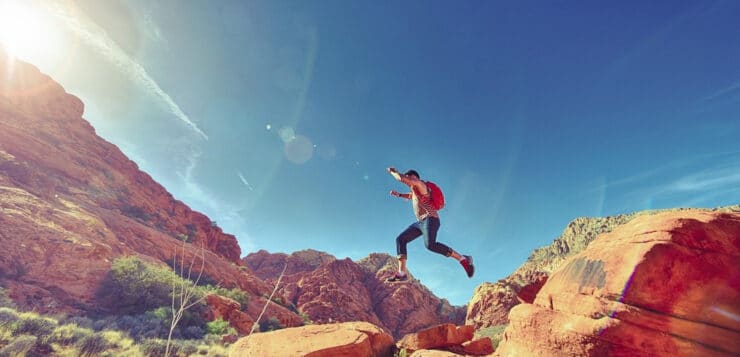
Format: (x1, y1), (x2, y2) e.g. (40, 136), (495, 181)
(386, 167), (474, 282)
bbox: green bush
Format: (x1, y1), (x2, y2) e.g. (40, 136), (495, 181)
(98, 256), (196, 314)
(259, 317), (284, 332)
(0, 335), (37, 357)
(140, 338), (166, 357)
(75, 332), (113, 357)
(0, 288), (15, 309)
(205, 318), (235, 336)
(196, 343), (229, 357)
(13, 312), (57, 337)
(0, 308), (19, 329)
(205, 286), (249, 309)
(50, 323), (93, 345)
(299, 312), (313, 325)
(475, 324), (507, 350)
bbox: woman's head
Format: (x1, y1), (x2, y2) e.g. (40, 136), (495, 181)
(404, 169), (420, 179)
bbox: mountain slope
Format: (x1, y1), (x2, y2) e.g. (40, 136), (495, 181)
(244, 250), (466, 338)
(0, 52), (302, 327)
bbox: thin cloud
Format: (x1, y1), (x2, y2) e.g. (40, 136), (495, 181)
(604, 152), (740, 209)
(667, 168), (740, 192)
(237, 171), (254, 191)
(174, 151), (255, 252)
(697, 81), (740, 105)
(39, 0), (208, 139)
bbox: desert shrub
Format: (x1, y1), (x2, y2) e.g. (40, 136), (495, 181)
(140, 338), (166, 356)
(205, 318), (235, 336)
(75, 332), (114, 357)
(92, 308), (206, 342)
(97, 312), (166, 341)
(50, 323), (93, 345)
(299, 312), (313, 325)
(141, 338), (199, 357)
(204, 286), (249, 308)
(475, 324), (507, 350)
(120, 205), (151, 222)
(0, 335), (37, 357)
(259, 317), (284, 332)
(13, 312), (57, 337)
(100, 330), (134, 350)
(0, 288), (15, 309)
(98, 256), (192, 314)
(0, 308), (19, 329)
(196, 343), (229, 357)
(61, 316), (94, 330)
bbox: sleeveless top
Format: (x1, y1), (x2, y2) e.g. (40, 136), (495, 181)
(411, 184), (439, 221)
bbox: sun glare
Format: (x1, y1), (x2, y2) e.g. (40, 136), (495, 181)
(0, 1), (62, 61)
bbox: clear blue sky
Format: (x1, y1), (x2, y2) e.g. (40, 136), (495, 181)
(4, 0), (739, 305)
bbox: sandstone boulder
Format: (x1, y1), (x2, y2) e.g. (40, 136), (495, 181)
(397, 323), (492, 356)
(230, 321), (394, 357)
(496, 210), (740, 357)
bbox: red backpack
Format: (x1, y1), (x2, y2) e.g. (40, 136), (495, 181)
(424, 181), (445, 210)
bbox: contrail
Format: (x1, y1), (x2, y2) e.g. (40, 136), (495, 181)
(698, 81), (740, 104)
(237, 171), (254, 191)
(39, 0), (208, 140)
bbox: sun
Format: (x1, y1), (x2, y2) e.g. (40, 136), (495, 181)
(0, 1), (62, 60)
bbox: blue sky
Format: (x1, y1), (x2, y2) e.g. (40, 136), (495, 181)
(3, 0), (739, 305)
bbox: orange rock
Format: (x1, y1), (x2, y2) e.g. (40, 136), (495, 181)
(462, 337), (494, 355)
(397, 323), (475, 353)
(409, 350), (462, 356)
(244, 251), (466, 338)
(230, 321), (394, 357)
(496, 210), (740, 357)
(205, 294), (254, 335)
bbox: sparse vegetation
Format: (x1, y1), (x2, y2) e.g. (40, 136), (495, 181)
(205, 318), (236, 336)
(259, 317), (284, 332)
(120, 204), (151, 222)
(0, 304), (232, 356)
(0, 288), (15, 309)
(299, 312), (313, 325)
(0, 334), (37, 357)
(13, 312), (58, 338)
(476, 324), (508, 350)
(97, 256), (178, 314)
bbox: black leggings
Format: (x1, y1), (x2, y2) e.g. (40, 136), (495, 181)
(396, 217), (452, 257)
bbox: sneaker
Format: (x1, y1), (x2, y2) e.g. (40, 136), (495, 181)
(460, 255), (474, 278)
(386, 272), (408, 282)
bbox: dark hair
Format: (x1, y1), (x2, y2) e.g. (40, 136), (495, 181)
(404, 169), (420, 179)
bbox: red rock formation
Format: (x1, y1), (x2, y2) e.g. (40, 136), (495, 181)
(397, 323), (493, 356)
(204, 294), (254, 334)
(230, 321), (395, 357)
(467, 206), (740, 329)
(496, 210), (740, 357)
(0, 52), (294, 325)
(244, 251), (466, 339)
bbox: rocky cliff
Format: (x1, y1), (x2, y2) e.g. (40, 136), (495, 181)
(244, 250), (466, 338)
(496, 209), (740, 356)
(466, 205), (740, 330)
(0, 52), (305, 329)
